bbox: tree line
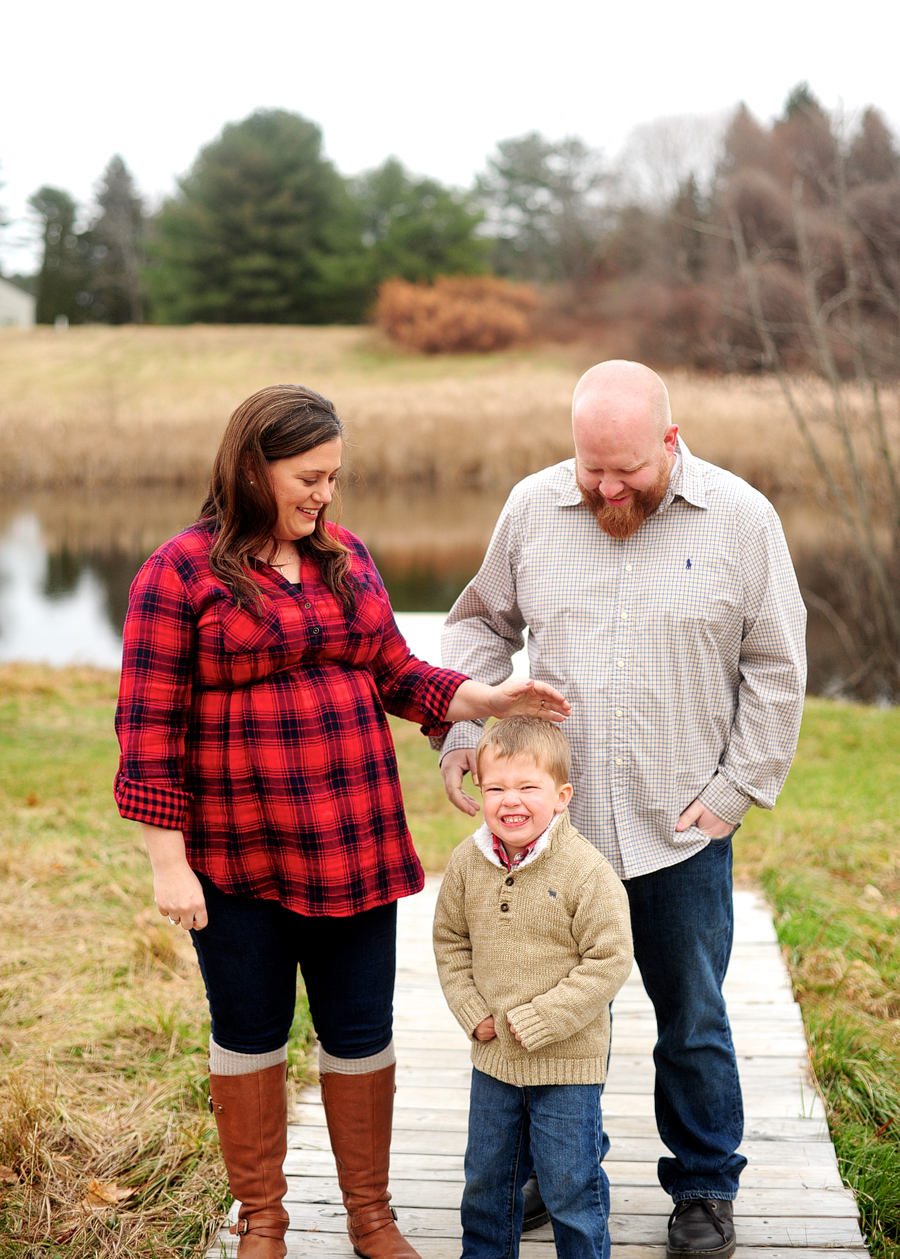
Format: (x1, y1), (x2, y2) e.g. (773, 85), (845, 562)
(20, 112), (488, 327)
(9, 84), (900, 377)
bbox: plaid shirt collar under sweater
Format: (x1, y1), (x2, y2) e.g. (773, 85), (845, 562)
(475, 813), (563, 871)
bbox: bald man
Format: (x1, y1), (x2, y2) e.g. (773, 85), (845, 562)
(437, 361), (806, 1259)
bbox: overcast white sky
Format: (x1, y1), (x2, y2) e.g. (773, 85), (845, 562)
(2, 0), (898, 272)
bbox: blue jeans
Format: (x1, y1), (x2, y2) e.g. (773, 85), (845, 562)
(624, 837), (747, 1201)
(190, 872), (397, 1057)
(462, 1068), (610, 1259)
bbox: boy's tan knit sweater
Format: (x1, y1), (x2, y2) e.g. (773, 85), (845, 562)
(433, 811), (633, 1087)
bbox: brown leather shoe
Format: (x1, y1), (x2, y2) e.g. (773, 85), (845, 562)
(320, 1064), (422, 1259)
(667, 1198), (736, 1259)
(209, 1062), (290, 1258)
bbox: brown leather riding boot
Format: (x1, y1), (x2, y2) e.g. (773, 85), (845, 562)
(320, 1063), (421, 1259)
(209, 1061), (290, 1258)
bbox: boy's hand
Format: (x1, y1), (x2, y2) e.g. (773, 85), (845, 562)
(473, 1016), (496, 1041)
(508, 1019), (523, 1045)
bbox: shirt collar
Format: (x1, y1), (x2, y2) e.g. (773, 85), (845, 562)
(491, 832), (537, 870)
(555, 436), (707, 513)
(472, 812), (562, 870)
(668, 437), (707, 509)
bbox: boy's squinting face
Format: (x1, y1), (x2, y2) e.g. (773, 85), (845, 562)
(479, 751), (573, 854)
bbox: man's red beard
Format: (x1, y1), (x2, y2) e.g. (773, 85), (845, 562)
(577, 457), (672, 539)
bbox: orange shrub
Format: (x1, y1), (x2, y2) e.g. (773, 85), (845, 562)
(374, 275), (538, 353)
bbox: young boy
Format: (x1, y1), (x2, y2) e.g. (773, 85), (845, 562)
(433, 716), (633, 1259)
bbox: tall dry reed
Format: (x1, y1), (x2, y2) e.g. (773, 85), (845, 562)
(0, 325), (862, 498)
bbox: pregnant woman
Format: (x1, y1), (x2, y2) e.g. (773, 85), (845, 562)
(114, 384), (569, 1259)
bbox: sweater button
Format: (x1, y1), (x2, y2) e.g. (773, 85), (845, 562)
(500, 903), (509, 912)
(505, 876), (514, 886)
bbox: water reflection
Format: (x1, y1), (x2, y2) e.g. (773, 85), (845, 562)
(0, 487), (868, 700)
(0, 516), (124, 667)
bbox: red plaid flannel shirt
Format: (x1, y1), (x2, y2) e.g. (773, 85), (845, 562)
(114, 522), (467, 916)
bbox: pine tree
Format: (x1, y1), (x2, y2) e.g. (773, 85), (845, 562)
(28, 186), (87, 323)
(847, 108), (900, 186)
(476, 133), (608, 287)
(90, 156), (145, 323)
(149, 109), (367, 324)
(353, 157), (487, 287)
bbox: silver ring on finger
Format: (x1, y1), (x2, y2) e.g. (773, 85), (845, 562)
(169, 917), (178, 925)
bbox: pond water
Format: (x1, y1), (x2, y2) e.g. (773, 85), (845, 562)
(0, 485), (860, 699)
(0, 486), (530, 675)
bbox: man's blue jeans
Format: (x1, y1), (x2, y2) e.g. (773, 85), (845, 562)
(623, 836), (747, 1201)
(462, 1068), (611, 1259)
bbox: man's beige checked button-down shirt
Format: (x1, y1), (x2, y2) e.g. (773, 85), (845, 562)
(438, 439), (807, 880)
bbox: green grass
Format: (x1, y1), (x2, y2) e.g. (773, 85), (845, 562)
(388, 716), (468, 870)
(0, 674), (897, 1257)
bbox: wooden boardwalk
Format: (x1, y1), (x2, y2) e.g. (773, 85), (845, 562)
(208, 880), (866, 1259)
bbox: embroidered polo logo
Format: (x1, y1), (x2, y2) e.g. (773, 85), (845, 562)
(548, 888), (557, 898)
(686, 558), (692, 569)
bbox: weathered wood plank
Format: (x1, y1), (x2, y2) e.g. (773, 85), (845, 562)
(213, 1235), (869, 1259)
(287, 1123), (841, 1168)
(390, 1061), (816, 1089)
(282, 1149), (846, 1191)
(295, 1082), (825, 1122)
(244, 1203), (866, 1248)
(292, 1100), (831, 1143)
(280, 1176), (858, 1222)
(393, 1051), (813, 1077)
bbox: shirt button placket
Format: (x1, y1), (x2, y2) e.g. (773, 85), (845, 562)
(613, 550), (634, 789)
(499, 872), (514, 918)
(302, 596), (321, 647)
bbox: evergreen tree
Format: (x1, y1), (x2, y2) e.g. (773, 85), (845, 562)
(353, 157), (487, 287)
(476, 132), (608, 287)
(717, 104), (772, 180)
(28, 186), (88, 323)
(847, 108), (900, 186)
(773, 83), (838, 202)
(664, 175), (707, 282)
(149, 109), (368, 324)
(90, 155), (145, 323)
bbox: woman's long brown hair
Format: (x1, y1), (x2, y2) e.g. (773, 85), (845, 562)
(198, 385), (354, 612)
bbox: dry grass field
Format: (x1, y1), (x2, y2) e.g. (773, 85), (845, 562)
(0, 323), (848, 498)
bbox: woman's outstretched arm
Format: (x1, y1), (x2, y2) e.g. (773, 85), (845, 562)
(445, 677), (570, 723)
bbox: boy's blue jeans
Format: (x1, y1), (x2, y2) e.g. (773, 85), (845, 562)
(624, 835), (747, 1200)
(462, 1068), (610, 1259)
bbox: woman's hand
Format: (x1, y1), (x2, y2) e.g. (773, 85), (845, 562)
(483, 678), (571, 721)
(140, 824), (209, 932)
(445, 678), (570, 724)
